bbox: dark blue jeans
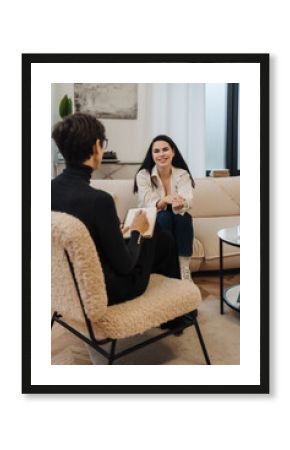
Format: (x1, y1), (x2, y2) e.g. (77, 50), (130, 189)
(157, 208), (194, 257)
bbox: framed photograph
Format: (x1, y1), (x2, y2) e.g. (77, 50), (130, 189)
(22, 53), (269, 394)
(74, 83), (138, 119)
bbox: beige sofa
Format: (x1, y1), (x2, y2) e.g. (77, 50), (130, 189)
(90, 176), (240, 273)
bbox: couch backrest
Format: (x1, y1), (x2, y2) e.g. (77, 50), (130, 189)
(91, 176), (240, 220)
(191, 176), (240, 217)
(51, 212), (108, 324)
(91, 179), (137, 222)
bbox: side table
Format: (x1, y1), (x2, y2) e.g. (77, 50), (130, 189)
(217, 226), (240, 314)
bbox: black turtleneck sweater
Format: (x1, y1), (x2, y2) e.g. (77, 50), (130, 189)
(52, 164), (180, 304)
(51, 165), (142, 279)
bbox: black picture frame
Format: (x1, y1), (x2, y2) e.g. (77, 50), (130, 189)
(22, 53), (269, 394)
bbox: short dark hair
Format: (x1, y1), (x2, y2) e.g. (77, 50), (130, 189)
(52, 113), (106, 165)
(133, 134), (195, 192)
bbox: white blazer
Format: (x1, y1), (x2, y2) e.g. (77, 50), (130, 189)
(136, 165), (194, 215)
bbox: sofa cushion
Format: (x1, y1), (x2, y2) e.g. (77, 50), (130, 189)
(192, 176), (240, 218)
(193, 216), (240, 261)
(92, 177), (240, 220)
(91, 179), (136, 222)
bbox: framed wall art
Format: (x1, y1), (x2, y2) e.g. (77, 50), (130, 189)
(22, 53), (269, 394)
(74, 83), (138, 119)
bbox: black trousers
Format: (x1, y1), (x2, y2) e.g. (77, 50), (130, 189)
(105, 224), (181, 305)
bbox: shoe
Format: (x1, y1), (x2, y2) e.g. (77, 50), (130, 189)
(179, 257), (192, 280)
(183, 310), (197, 322)
(160, 315), (189, 336)
(181, 265), (192, 280)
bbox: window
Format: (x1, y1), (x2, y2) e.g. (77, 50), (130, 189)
(205, 83), (240, 176)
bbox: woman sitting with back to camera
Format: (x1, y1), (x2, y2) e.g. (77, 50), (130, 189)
(134, 135), (195, 280)
(51, 114), (186, 320)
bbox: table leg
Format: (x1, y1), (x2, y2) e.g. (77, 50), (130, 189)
(219, 238), (224, 314)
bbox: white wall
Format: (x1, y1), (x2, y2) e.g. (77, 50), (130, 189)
(51, 83), (208, 177)
(51, 83), (74, 175)
(51, 83), (153, 165)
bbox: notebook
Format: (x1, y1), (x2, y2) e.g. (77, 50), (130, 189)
(122, 207), (157, 239)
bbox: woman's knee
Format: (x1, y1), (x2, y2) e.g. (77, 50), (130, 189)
(157, 210), (173, 229)
(173, 213), (193, 230)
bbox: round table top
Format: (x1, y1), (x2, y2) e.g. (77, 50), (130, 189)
(217, 225), (240, 247)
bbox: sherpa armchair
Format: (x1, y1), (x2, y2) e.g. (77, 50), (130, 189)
(51, 212), (211, 365)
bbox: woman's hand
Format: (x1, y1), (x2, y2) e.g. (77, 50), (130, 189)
(156, 195), (174, 210)
(157, 194), (184, 211)
(163, 194), (175, 204)
(172, 195), (185, 212)
(120, 224), (130, 236)
(130, 211), (149, 235)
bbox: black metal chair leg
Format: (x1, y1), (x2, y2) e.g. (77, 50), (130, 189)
(194, 318), (211, 365)
(108, 340), (117, 365)
(51, 311), (62, 329)
(51, 311), (59, 329)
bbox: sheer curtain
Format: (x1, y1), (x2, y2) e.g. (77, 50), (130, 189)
(147, 83), (206, 177)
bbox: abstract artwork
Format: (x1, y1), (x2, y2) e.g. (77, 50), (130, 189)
(74, 83), (138, 119)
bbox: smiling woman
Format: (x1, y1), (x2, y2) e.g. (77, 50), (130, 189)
(134, 135), (195, 279)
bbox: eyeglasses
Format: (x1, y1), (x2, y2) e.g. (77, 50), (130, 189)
(102, 138), (108, 150)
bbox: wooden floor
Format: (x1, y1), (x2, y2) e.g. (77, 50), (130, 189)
(52, 271), (240, 365)
(192, 271), (239, 305)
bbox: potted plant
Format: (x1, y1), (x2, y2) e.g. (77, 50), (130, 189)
(56, 95), (73, 161)
(59, 94), (73, 118)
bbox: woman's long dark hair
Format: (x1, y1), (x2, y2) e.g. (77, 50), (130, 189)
(133, 134), (195, 193)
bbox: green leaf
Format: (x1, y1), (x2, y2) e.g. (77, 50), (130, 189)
(59, 95), (73, 118)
